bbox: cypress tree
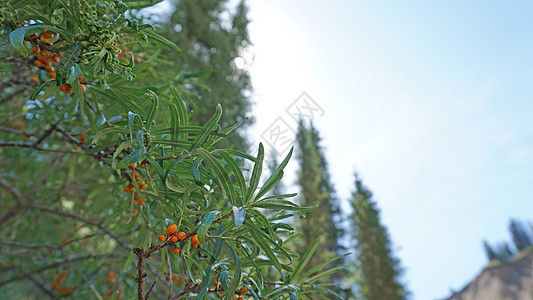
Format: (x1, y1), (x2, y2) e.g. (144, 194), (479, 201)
(163, 0), (253, 149)
(483, 240), (497, 261)
(509, 219), (533, 252)
(295, 119), (347, 296)
(350, 173), (407, 300)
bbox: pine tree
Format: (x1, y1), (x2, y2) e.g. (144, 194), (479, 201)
(350, 173), (407, 300)
(295, 119), (347, 297)
(163, 0), (253, 149)
(483, 240), (497, 261)
(509, 219), (533, 252)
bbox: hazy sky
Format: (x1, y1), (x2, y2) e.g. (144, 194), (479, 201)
(146, 1), (533, 298)
(246, 1), (533, 299)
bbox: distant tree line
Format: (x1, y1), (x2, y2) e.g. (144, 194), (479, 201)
(483, 219), (533, 262)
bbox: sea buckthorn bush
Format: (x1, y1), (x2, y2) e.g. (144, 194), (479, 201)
(0, 1), (343, 299)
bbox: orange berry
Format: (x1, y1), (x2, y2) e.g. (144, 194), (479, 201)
(59, 84), (67, 91)
(132, 171), (140, 177)
(124, 185), (133, 193)
(173, 247), (180, 254)
(64, 85), (73, 94)
(139, 182), (147, 190)
(80, 84), (86, 92)
(135, 57), (141, 64)
(166, 230), (171, 236)
(78, 76), (84, 83)
(239, 287), (247, 295)
(221, 293), (226, 297)
(59, 51), (63, 55)
(171, 236), (178, 243)
(159, 235), (166, 242)
(177, 232), (186, 240)
(34, 60), (43, 67)
(31, 77), (39, 83)
(167, 224), (178, 235)
(41, 50), (52, 58)
(128, 163), (136, 169)
(191, 235), (199, 243)
(42, 59), (51, 66)
(42, 32), (53, 39)
(52, 55), (60, 63)
(172, 274), (179, 282)
(44, 65), (54, 72)
(31, 45), (39, 53)
(49, 72), (56, 78)
(132, 209), (138, 214)
(238, 296), (243, 300)
(133, 199), (138, 205)
(191, 241), (199, 249)
(139, 196), (144, 206)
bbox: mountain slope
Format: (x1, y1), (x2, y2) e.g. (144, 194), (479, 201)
(447, 251), (533, 300)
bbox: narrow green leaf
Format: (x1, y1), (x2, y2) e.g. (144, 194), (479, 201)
(254, 147), (293, 201)
(246, 221), (284, 276)
(197, 211), (219, 244)
(191, 104), (222, 151)
(245, 143), (264, 204)
(224, 245), (241, 300)
(56, 42), (82, 85)
(116, 148), (143, 169)
(219, 151), (247, 203)
(196, 148), (236, 208)
(191, 157), (203, 183)
(292, 237), (322, 281)
(297, 254), (350, 282)
(144, 90), (159, 131)
(141, 28), (181, 52)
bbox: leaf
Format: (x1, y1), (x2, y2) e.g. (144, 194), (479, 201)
(56, 42), (82, 85)
(224, 245), (241, 300)
(197, 211), (219, 244)
(232, 206), (246, 227)
(254, 147), (293, 201)
(169, 103), (179, 151)
(144, 90), (159, 131)
(112, 141), (131, 173)
(141, 27), (181, 52)
(191, 104), (222, 151)
(191, 157), (203, 183)
(292, 237), (322, 281)
(116, 148), (143, 169)
(196, 148), (237, 208)
(246, 221), (284, 276)
(253, 200), (318, 212)
(297, 254), (350, 283)
(245, 143), (264, 204)
(219, 151), (247, 203)
(9, 24), (73, 57)
(29, 79), (54, 100)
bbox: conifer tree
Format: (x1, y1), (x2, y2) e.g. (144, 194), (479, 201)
(509, 219), (533, 252)
(350, 173), (407, 300)
(295, 119), (347, 296)
(483, 240), (497, 261)
(163, 0), (253, 149)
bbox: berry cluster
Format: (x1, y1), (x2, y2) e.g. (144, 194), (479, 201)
(219, 285), (248, 300)
(123, 163), (148, 214)
(29, 31), (88, 93)
(158, 224), (199, 255)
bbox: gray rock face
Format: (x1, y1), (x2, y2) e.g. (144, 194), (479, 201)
(447, 252), (533, 300)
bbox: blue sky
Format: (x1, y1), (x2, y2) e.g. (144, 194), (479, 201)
(145, 0), (533, 298)
(246, 1), (533, 299)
